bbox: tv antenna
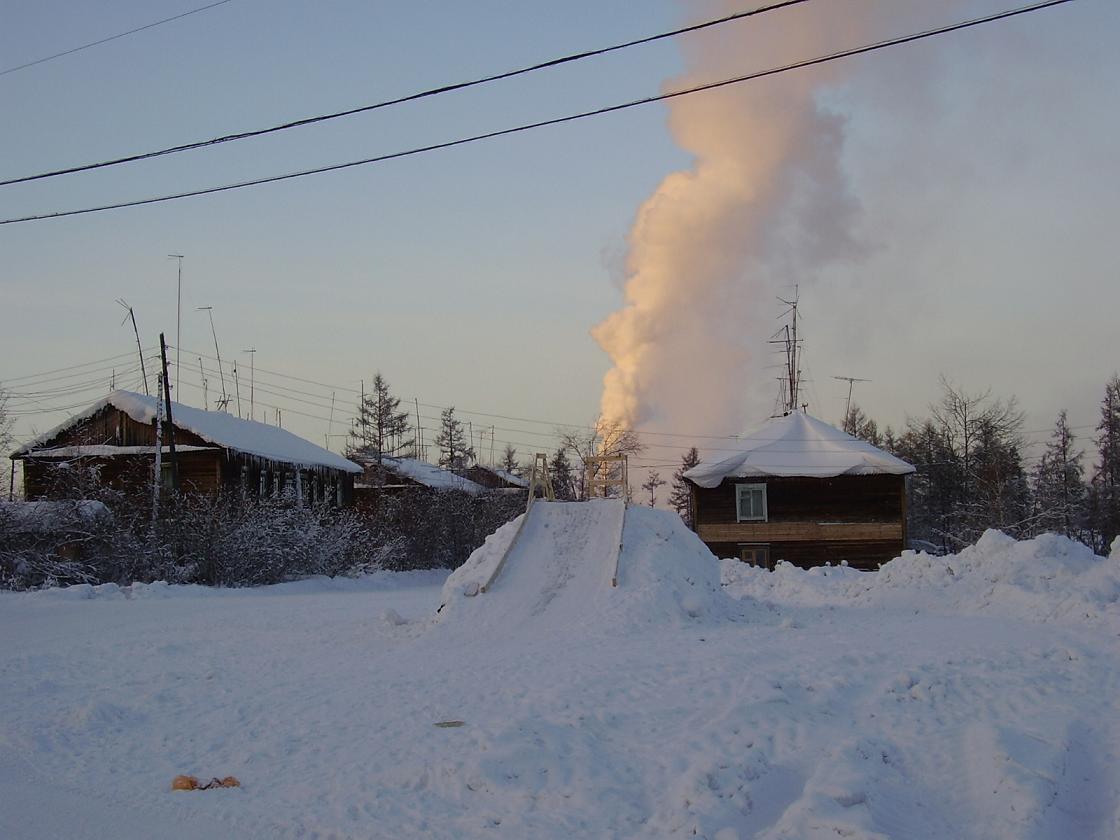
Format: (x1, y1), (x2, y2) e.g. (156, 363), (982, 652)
(834, 375), (871, 422)
(768, 286), (803, 414)
(168, 254), (183, 395)
(197, 306), (229, 411)
(115, 298), (149, 395)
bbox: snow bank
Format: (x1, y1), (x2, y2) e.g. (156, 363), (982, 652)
(722, 529), (1120, 630)
(13, 569), (450, 602)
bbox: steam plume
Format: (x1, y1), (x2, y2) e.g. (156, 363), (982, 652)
(592, 1), (874, 437)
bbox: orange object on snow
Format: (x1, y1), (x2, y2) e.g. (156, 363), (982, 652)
(171, 774), (240, 791)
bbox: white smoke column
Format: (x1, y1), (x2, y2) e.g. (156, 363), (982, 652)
(592, 1), (880, 438)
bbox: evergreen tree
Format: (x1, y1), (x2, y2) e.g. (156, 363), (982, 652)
(550, 447), (575, 501)
(641, 471), (665, 507)
(1090, 374), (1120, 552)
(843, 404), (882, 446)
(347, 373), (413, 463)
(436, 407), (474, 471)
(1031, 410), (1085, 539)
(668, 447), (701, 527)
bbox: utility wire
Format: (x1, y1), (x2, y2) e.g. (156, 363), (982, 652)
(0, 0), (810, 187)
(0, 0), (235, 78)
(0, 0), (1077, 226)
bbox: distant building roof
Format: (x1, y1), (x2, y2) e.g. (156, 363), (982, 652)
(358, 456), (485, 493)
(12, 390), (361, 474)
(466, 465), (529, 489)
(683, 411), (915, 488)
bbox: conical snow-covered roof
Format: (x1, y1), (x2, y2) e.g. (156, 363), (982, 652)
(683, 411), (914, 488)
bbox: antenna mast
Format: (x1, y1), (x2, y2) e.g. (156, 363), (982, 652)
(834, 375), (871, 424)
(197, 306), (229, 411)
(769, 286), (803, 414)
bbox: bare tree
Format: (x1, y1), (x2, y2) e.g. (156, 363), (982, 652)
(557, 418), (644, 500)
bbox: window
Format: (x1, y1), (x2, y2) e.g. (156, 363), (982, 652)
(735, 483), (767, 522)
(739, 544), (771, 568)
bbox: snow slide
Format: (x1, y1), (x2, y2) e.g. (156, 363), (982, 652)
(440, 500), (741, 633)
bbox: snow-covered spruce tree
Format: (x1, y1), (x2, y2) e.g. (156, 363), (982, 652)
(436, 407), (474, 471)
(668, 447), (700, 527)
(1031, 410), (1086, 540)
(1090, 374), (1120, 553)
(347, 373), (414, 463)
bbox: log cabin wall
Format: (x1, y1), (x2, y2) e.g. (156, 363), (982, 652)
(18, 406), (355, 506)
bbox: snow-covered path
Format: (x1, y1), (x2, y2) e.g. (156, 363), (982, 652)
(2, 518), (1118, 839)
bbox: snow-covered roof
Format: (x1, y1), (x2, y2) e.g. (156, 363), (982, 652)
(683, 411), (915, 488)
(13, 391), (361, 474)
(367, 456), (485, 493)
(472, 465), (529, 488)
(21, 445), (217, 458)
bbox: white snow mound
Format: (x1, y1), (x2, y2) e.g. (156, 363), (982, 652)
(722, 528), (1120, 630)
(440, 500), (741, 634)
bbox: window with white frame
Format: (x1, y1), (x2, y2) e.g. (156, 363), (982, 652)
(735, 482), (767, 522)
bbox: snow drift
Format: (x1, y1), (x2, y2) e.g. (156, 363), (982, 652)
(722, 529), (1120, 632)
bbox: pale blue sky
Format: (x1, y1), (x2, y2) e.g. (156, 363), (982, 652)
(2, 0), (1118, 472)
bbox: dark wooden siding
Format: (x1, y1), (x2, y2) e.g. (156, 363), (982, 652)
(705, 539), (903, 570)
(690, 474), (907, 571)
(693, 474), (903, 525)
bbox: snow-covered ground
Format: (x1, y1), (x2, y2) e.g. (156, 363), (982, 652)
(1, 505), (1118, 839)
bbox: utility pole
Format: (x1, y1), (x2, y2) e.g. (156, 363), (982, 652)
(159, 333), (179, 492)
(153, 372), (163, 520)
(834, 376), (871, 425)
(242, 348), (256, 419)
(326, 391), (336, 451)
(117, 299), (149, 395)
(197, 306), (228, 411)
(414, 397), (423, 460)
(168, 255), (184, 396)
(232, 362), (242, 418)
(198, 358), (208, 409)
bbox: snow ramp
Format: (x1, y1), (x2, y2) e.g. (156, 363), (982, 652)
(439, 501), (742, 633)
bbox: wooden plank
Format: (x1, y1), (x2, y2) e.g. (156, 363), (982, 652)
(697, 521), (903, 542)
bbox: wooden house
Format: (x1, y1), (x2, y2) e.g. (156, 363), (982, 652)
(683, 411), (915, 570)
(10, 390), (361, 505)
(352, 455), (485, 509)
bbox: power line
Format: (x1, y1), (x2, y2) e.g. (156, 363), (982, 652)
(0, 0), (810, 187)
(0, 0), (1078, 226)
(0, 0), (236, 78)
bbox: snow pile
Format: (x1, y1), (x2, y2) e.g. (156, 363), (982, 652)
(440, 501), (741, 634)
(22, 569), (449, 602)
(722, 529), (1120, 630)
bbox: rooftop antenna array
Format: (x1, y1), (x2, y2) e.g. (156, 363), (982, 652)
(769, 286), (803, 415)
